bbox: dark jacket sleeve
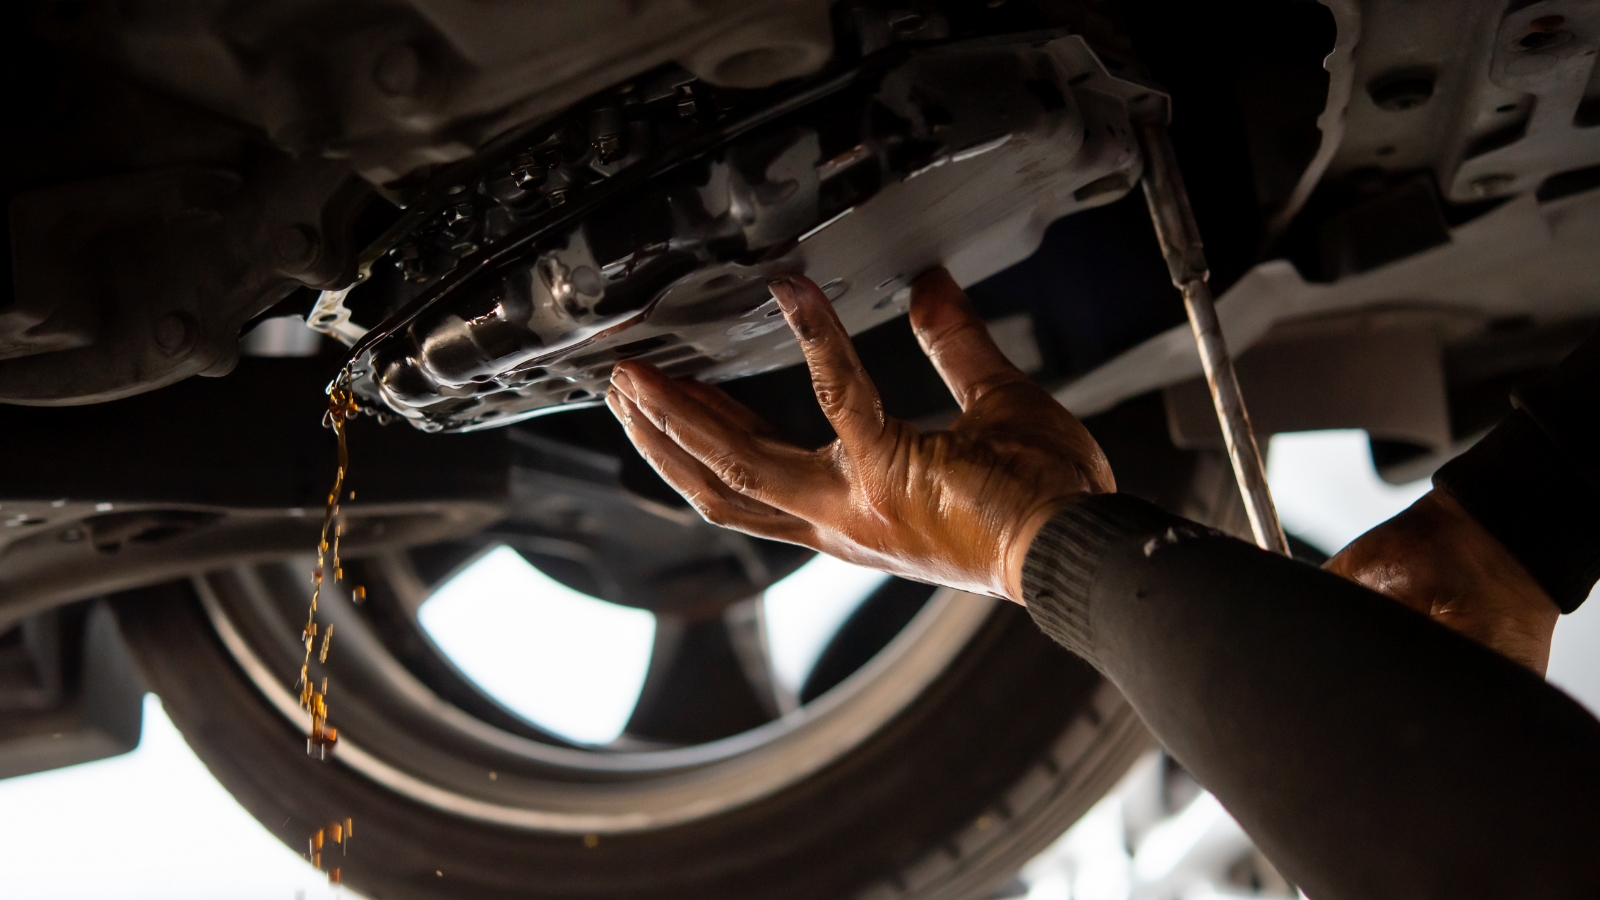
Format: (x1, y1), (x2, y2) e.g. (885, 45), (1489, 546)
(1432, 326), (1600, 612)
(1022, 493), (1600, 900)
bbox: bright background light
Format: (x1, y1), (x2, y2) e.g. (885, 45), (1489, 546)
(1265, 429), (1431, 554)
(416, 545), (656, 745)
(0, 694), (348, 900)
(763, 553), (890, 695)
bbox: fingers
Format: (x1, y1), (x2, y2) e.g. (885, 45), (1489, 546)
(676, 379), (783, 441)
(768, 275), (887, 451)
(611, 360), (824, 512)
(606, 388), (817, 544)
(908, 268), (1035, 411)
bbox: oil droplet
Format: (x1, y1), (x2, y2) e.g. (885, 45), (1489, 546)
(583, 834), (599, 848)
(301, 369), (359, 877)
(306, 817), (354, 881)
(300, 368), (357, 760)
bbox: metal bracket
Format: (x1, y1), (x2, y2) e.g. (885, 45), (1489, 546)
(307, 286), (370, 347)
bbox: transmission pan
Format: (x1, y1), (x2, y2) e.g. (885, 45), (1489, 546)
(345, 35), (1156, 432)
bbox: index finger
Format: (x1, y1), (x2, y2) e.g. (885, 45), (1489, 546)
(768, 274), (887, 451)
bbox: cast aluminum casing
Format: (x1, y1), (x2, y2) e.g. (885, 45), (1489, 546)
(344, 35), (1160, 431)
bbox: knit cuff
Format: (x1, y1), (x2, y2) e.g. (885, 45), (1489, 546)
(1022, 493), (1176, 663)
(1433, 410), (1600, 613)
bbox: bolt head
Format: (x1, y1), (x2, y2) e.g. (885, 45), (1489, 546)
(374, 43), (424, 97)
(275, 225), (320, 270)
(152, 312), (197, 357)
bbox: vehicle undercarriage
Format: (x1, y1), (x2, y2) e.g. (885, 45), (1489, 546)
(2, 0), (1597, 897)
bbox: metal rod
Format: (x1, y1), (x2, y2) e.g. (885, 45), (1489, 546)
(1135, 120), (1290, 556)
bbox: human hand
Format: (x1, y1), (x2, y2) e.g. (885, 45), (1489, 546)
(605, 269), (1114, 603)
(1325, 489), (1560, 673)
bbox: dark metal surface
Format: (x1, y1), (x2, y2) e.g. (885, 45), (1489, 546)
(0, 601), (144, 780)
(340, 35), (1152, 432)
(0, 357), (507, 626)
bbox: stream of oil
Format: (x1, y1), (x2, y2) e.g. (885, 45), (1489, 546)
(300, 367), (361, 884)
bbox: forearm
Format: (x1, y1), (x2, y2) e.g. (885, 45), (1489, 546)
(1024, 494), (1600, 900)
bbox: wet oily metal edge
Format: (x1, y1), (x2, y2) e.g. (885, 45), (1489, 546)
(338, 52), (908, 363)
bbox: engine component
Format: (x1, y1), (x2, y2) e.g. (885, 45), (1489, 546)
(343, 35), (1156, 432)
(83, 0), (840, 185)
(1, 159), (364, 405)
(0, 602), (143, 780)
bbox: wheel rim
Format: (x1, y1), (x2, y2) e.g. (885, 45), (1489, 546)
(196, 552), (997, 833)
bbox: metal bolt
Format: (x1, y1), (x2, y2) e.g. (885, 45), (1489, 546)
(275, 224), (319, 270)
(594, 133), (622, 162)
(547, 189), (569, 208)
(152, 312), (196, 357)
(510, 152), (546, 188)
(373, 43), (424, 97)
(395, 243), (428, 283)
(589, 107), (625, 162)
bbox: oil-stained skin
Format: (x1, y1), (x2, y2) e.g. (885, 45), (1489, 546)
(606, 269), (1114, 604)
(1326, 490), (1560, 674)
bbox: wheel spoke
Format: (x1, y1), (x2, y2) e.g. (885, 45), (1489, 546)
(724, 597), (796, 717)
(623, 608), (782, 744)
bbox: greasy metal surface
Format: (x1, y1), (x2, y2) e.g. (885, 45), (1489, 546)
(0, 0), (848, 406)
(1264, 0), (1361, 241)
(1326, 0), (1600, 203)
(0, 159), (364, 405)
(1449, 0), (1600, 202)
(1057, 187), (1600, 419)
(87, 0), (840, 185)
(1136, 121), (1289, 556)
(347, 35), (1155, 432)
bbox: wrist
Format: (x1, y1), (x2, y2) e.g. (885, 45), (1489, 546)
(1003, 494), (1089, 604)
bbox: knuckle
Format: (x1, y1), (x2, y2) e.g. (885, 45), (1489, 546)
(813, 383), (842, 411)
(686, 492), (728, 525)
(707, 453), (756, 494)
(812, 370), (867, 413)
